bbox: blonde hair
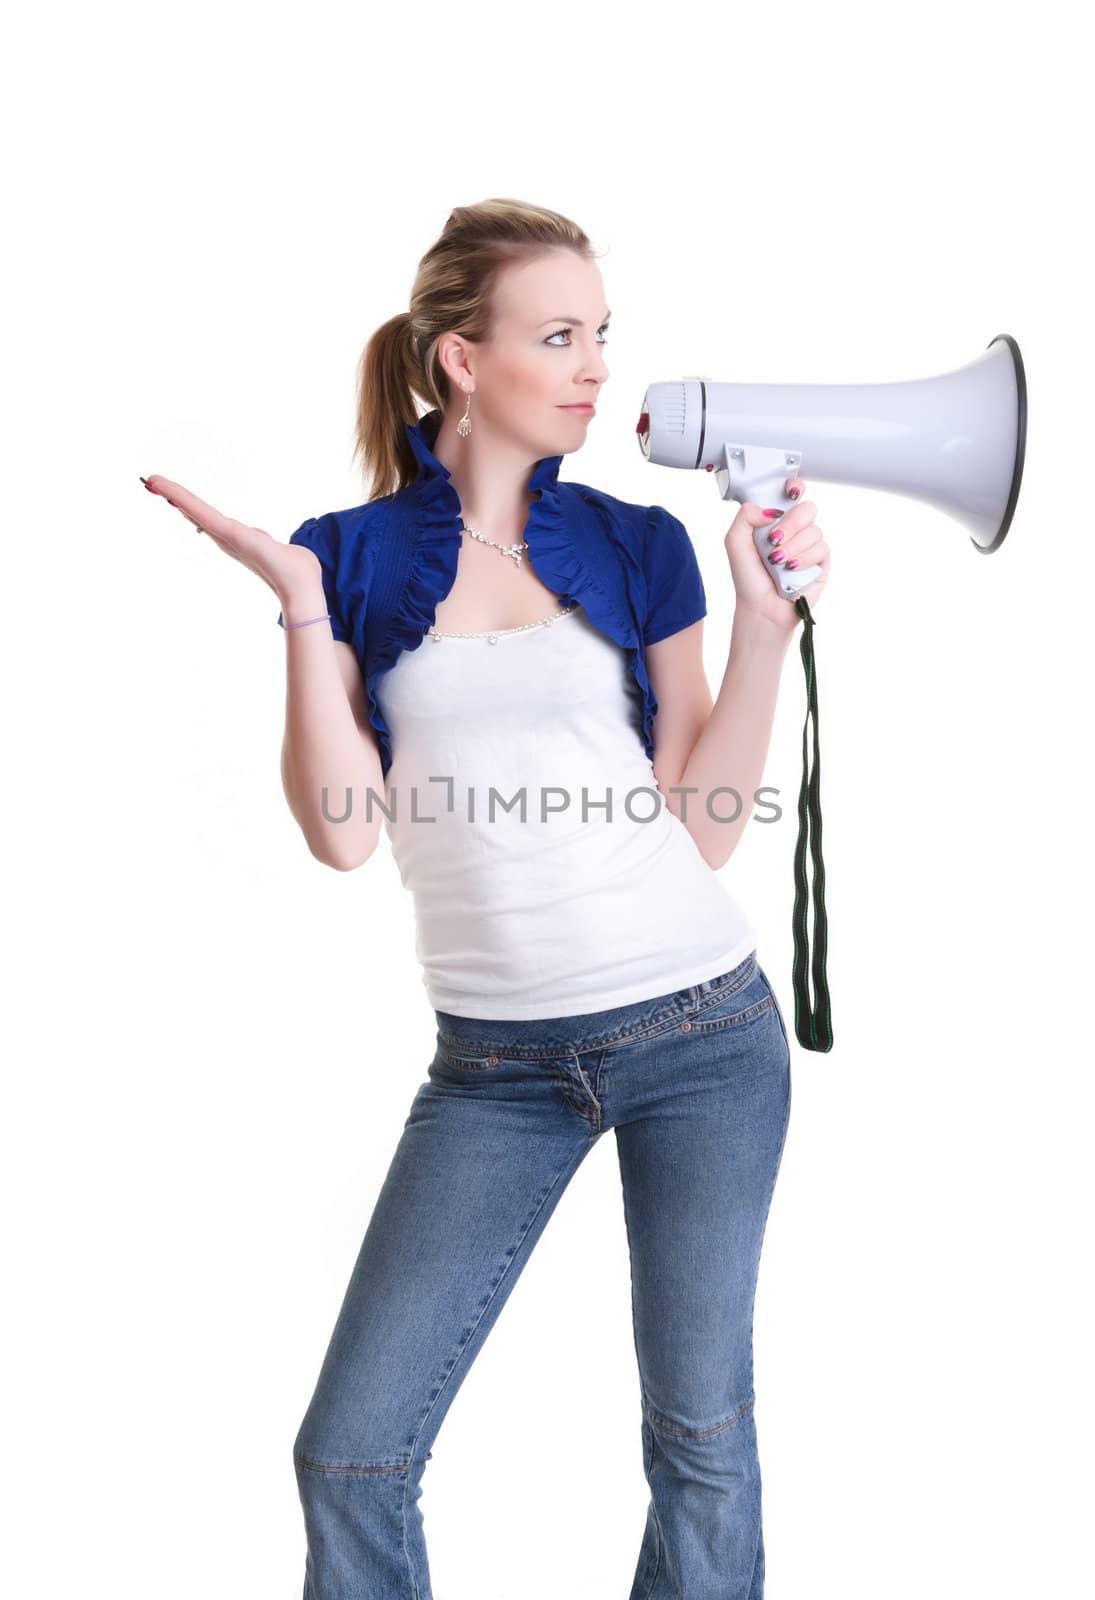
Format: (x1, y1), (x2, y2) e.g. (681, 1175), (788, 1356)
(353, 198), (605, 500)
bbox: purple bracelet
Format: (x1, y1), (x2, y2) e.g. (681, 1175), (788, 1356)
(283, 614), (333, 631)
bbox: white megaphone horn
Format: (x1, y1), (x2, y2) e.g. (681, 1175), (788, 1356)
(636, 332), (1027, 602)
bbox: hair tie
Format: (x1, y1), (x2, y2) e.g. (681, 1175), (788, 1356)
(282, 614), (333, 631)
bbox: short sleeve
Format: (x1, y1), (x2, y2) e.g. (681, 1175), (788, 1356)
(641, 504), (707, 647)
(275, 513), (352, 641)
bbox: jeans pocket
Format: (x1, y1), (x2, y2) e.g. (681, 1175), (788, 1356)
(688, 968), (775, 1034)
(431, 1041), (503, 1075)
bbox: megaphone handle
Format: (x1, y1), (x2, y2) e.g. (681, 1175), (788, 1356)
(751, 523), (824, 602)
(790, 596), (833, 1051)
(716, 445), (821, 601)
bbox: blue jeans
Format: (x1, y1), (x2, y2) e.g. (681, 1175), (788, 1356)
(293, 949), (792, 1599)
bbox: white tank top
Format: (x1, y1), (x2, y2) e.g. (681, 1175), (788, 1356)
(379, 602), (757, 1019)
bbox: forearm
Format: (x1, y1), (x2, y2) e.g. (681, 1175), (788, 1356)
(675, 613), (794, 870)
(280, 582), (383, 870)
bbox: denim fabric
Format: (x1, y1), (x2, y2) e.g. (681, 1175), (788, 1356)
(293, 949), (792, 1599)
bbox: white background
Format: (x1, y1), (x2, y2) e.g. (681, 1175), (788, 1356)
(6, 1), (1091, 1595)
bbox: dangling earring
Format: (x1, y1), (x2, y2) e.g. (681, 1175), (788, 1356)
(457, 388), (472, 439)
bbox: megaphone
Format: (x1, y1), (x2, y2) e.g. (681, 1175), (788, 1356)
(636, 334), (1027, 1053)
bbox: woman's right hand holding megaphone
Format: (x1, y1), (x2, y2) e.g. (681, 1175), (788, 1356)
(723, 482), (831, 634)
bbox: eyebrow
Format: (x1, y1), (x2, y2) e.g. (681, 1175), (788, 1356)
(538, 310), (612, 327)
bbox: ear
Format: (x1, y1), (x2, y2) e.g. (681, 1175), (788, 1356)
(437, 331), (476, 391)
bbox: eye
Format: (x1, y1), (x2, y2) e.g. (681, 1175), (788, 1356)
(545, 323), (610, 346)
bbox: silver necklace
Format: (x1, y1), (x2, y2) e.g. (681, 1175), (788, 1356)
(462, 523), (528, 568)
(429, 605), (578, 645)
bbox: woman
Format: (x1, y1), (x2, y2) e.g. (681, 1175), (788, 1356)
(144, 198), (831, 1600)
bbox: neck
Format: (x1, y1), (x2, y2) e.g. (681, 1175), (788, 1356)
(430, 415), (542, 533)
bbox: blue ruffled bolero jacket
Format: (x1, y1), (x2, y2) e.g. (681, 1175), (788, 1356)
(277, 408), (707, 779)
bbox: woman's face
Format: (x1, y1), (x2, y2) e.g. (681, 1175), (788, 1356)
(441, 248), (611, 456)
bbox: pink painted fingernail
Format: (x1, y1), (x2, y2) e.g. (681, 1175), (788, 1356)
(769, 551), (786, 565)
(762, 508), (782, 518)
(785, 558), (800, 570)
(768, 529), (784, 546)
(788, 487), (801, 500)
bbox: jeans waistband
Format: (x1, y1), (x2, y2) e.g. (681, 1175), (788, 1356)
(434, 949), (759, 1060)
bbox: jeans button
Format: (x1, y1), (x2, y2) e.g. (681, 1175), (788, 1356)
(679, 1021), (692, 1031)
(487, 1055), (499, 1065)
